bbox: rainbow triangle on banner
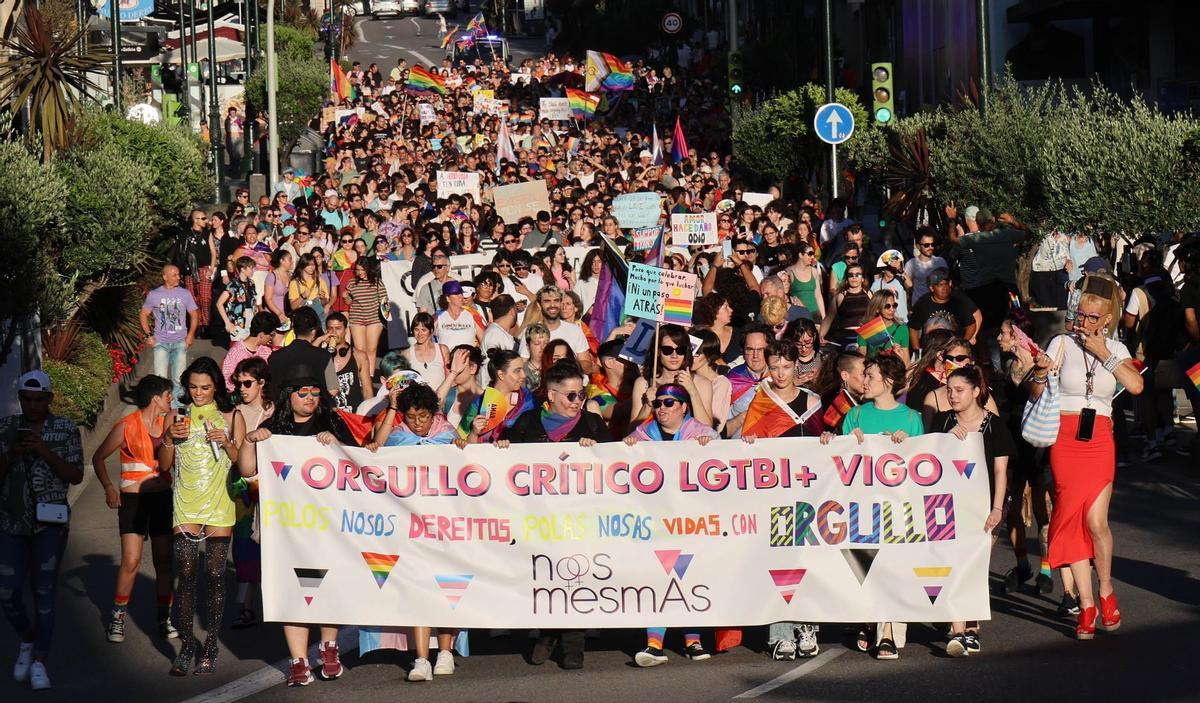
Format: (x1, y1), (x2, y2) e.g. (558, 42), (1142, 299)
(913, 565), (952, 604)
(768, 568), (807, 604)
(361, 552), (399, 589)
(434, 574), (474, 609)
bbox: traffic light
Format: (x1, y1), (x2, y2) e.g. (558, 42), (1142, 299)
(871, 62), (895, 124)
(728, 51), (744, 96)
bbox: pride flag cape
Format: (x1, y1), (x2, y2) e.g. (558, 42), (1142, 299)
(670, 115), (689, 163)
(585, 50), (635, 92)
(360, 628), (470, 657)
(1189, 361), (1200, 394)
(821, 389), (857, 431)
(566, 88), (599, 120)
(457, 386), (533, 441)
(726, 364), (762, 405)
(405, 65), (447, 96)
(335, 409), (374, 446)
(330, 58), (351, 102)
(856, 315), (892, 348)
(739, 382), (821, 439)
(495, 118), (516, 169)
(588, 235), (628, 345)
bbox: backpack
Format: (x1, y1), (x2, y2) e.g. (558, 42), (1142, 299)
(1137, 279), (1186, 362)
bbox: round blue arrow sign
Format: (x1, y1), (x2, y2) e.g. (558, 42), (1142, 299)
(813, 102), (855, 145)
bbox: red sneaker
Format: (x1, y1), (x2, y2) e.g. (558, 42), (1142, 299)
(1099, 593), (1121, 631)
(319, 641), (343, 680)
(1076, 605), (1098, 640)
(287, 658), (313, 687)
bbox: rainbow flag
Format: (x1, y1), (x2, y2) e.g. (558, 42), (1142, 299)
(440, 25), (460, 49)
(1188, 362), (1200, 393)
(330, 58), (350, 102)
(564, 136), (581, 158)
(670, 115), (689, 163)
(663, 284), (693, 325)
(588, 235), (628, 345)
(361, 552), (399, 589)
(822, 389), (855, 431)
(856, 315), (892, 348)
(566, 88), (599, 120)
(405, 65), (446, 96)
(457, 387), (533, 441)
(466, 11), (486, 33)
(585, 50), (635, 92)
(741, 384), (818, 439)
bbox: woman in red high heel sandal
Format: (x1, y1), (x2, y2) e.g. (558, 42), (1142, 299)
(1026, 275), (1140, 640)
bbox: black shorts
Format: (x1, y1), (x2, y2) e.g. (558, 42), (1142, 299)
(118, 491), (173, 538)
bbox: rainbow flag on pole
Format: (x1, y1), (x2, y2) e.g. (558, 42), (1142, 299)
(856, 315), (892, 348)
(466, 11), (486, 34)
(585, 50), (635, 92)
(566, 88), (599, 120)
(405, 65), (446, 96)
(330, 58), (350, 102)
(440, 25), (460, 49)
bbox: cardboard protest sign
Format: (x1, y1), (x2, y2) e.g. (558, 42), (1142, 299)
(493, 180), (552, 223)
(742, 192), (773, 208)
(538, 97), (571, 121)
(418, 103), (437, 126)
(670, 212), (719, 246)
(612, 192), (663, 229)
(436, 171), (482, 202)
(624, 262), (698, 325)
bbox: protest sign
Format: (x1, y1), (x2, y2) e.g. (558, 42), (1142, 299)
(742, 192), (774, 209)
(612, 193), (663, 229)
(436, 171), (482, 202)
(618, 318), (658, 364)
(259, 433), (991, 628)
(624, 262), (698, 325)
(539, 97), (571, 121)
(671, 212), (718, 246)
(493, 180), (552, 223)
(631, 226), (661, 252)
(418, 103), (437, 126)
(472, 89), (494, 113)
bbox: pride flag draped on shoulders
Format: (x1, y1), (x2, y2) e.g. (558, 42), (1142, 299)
(585, 50), (634, 92)
(406, 65), (447, 96)
(738, 382), (823, 439)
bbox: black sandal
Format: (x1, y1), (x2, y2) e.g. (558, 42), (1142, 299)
(854, 626), (873, 653)
(875, 638), (899, 660)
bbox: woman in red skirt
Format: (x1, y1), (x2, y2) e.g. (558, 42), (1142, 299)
(1030, 274), (1143, 639)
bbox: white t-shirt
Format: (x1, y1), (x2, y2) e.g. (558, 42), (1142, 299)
(905, 255), (947, 303)
(521, 319), (588, 357)
(1046, 334), (1131, 417)
(435, 308), (479, 350)
(481, 323), (517, 356)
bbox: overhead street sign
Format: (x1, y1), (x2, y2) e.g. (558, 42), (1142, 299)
(813, 102), (855, 145)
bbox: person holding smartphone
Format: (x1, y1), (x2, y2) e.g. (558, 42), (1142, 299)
(1028, 273), (1143, 640)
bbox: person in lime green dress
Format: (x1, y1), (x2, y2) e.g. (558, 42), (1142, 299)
(821, 354), (922, 661)
(161, 357), (246, 676)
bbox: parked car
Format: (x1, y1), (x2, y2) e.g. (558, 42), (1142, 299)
(371, 0), (403, 18)
(425, 0), (454, 16)
(400, 0), (424, 13)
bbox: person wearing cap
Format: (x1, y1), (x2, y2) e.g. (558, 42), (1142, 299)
(268, 307), (339, 397)
(237, 362), (364, 687)
(435, 280), (484, 350)
(0, 371), (83, 691)
(141, 264), (200, 402)
(908, 268), (981, 350)
(319, 188), (349, 230)
(273, 167), (302, 203)
(871, 249), (909, 324)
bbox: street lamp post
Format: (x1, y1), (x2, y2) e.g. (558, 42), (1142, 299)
(177, 0), (192, 123)
(822, 0), (836, 199)
(109, 0), (122, 110)
(207, 0), (224, 198)
(977, 0), (989, 119)
(266, 0), (280, 186)
(242, 0), (255, 177)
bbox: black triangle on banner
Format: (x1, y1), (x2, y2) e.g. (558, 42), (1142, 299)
(841, 549), (880, 585)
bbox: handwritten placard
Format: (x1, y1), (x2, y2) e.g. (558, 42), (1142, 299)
(670, 212), (719, 246)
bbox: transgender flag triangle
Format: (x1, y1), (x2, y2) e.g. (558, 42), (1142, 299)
(952, 460), (975, 479)
(768, 569), (807, 604)
(434, 574), (474, 609)
(361, 552), (399, 589)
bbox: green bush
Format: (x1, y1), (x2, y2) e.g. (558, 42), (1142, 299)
(0, 138), (69, 354)
(45, 331), (113, 427)
(53, 142), (156, 284)
(274, 23), (316, 60)
(75, 108), (212, 227)
(244, 54), (328, 154)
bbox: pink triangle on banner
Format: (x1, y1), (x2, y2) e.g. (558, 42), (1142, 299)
(769, 569), (807, 587)
(304, 596), (313, 605)
(779, 590), (795, 604)
(272, 461), (292, 480)
(445, 595), (462, 609)
(655, 549), (681, 576)
(924, 585), (943, 604)
(952, 460), (974, 479)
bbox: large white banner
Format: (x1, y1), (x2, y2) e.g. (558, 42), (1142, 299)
(259, 433), (991, 628)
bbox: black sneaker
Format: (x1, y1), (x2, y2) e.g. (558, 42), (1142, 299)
(1035, 573), (1054, 595)
(964, 633), (981, 654)
(684, 642), (711, 661)
(1058, 592), (1081, 617)
(1003, 564), (1033, 593)
(946, 634), (969, 658)
(634, 647), (668, 667)
(159, 618), (179, 640)
(230, 608), (257, 630)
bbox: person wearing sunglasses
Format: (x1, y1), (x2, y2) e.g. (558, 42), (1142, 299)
(918, 336), (998, 428)
(908, 268), (981, 351)
(227, 356), (274, 632)
(857, 289), (910, 365)
(820, 263), (872, 350)
(1028, 272), (1142, 640)
(631, 324), (715, 429)
(237, 364), (368, 687)
(497, 360), (612, 670)
(624, 384), (719, 667)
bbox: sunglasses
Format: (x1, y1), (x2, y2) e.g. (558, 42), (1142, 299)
(944, 354), (972, 363)
(237, 379), (258, 389)
(920, 242), (936, 248)
(335, 346), (351, 357)
(845, 256), (859, 262)
(433, 264), (448, 270)
(557, 390), (584, 402)
(293, 385), (321, 398)
(503, 238), (518, 244)
(659, 345), (684, 356)
(1073, 310), (1104, 323)
(341, 239), (353, 244)
(883, 303), (898, 310)
(735, 249), (755, 255)
(652, 398), (682, 409)
(848, 273), (864, 278)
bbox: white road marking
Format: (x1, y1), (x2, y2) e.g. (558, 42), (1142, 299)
(354, 17), (368, 42)
(732, 648), (846, 699)
(180, 626), (360, 703)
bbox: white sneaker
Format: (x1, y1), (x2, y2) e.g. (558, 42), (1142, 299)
(13, 642), (33, 682)
(433, 649), (455, 675)
(407, 657), (433, 682)
(770, 639), (796, 660)
(29, 661), (50, 690)
(796, 624), (820, 658)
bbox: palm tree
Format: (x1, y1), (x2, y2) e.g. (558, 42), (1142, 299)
(0, 6), (109, 160)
